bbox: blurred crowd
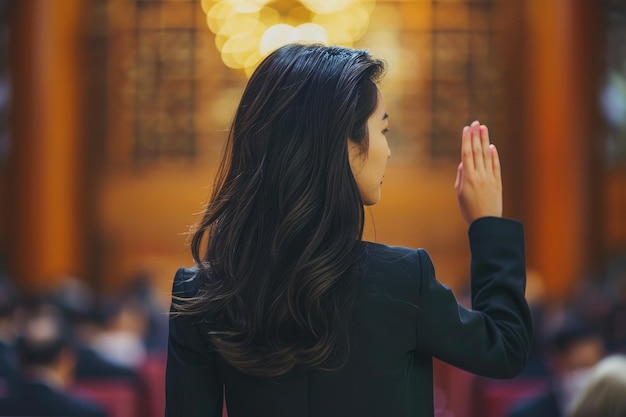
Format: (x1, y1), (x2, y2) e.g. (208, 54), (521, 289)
(0, 262), (625, 417)
(503, 267), (626, 417)
(0, 268), (168, 417)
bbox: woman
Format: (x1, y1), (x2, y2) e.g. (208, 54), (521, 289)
(166, 43), (532, 417)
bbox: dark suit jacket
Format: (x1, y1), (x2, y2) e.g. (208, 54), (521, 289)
(507, 387), (562, 417)
(166, 217), (532, 417)
(0, 378), (108, 417)
(75, 346), (139, 381)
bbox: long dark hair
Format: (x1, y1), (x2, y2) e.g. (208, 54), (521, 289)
(175, 43), (386, 377)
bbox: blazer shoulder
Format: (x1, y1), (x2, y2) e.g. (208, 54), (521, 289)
(171, 266), (200, 298)
(361, 241), (431, 275)
(359, 242), (432, 299)
(362, 241), (423, 263)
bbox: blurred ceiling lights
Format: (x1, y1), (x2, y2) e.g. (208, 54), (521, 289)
(200, 0), (376, 75)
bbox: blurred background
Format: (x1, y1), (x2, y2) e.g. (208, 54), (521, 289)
(0, 0), (624, 416)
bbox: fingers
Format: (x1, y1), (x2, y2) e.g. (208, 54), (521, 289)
(463, 120), (492, 172)
(471, 121), (483, 170)
(461, 126), (474, 172)
(481, 125), (492, 172)
(454, 162), (463, 192)
(456, 120), (502, 223)
(490, 144), (501, 179)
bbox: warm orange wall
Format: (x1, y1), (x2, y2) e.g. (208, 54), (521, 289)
(96, 161), (470, 297)
(605, 170), (626, 253)
(8, 0), (86, 293)
(3, 0), (614, 303)
(520, 0), (603, 300)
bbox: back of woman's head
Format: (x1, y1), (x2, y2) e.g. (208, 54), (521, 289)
(222, 43), (385, 221)
(568, 354), (626, 417)
(183, 43), (386, 377)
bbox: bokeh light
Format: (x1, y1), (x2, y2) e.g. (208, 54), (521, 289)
(202, 0), (377, 75)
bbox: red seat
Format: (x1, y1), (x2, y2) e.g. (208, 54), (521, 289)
(433, 360), (480, 416)
(138, 354), (167, 417)
(475, 378), (548, 417)
(72, 379), (139, 417)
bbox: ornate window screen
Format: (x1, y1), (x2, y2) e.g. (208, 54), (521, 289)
(106, 0), (502, 164)
(430, 0), (498, 158)
(134, 0), (198, 162)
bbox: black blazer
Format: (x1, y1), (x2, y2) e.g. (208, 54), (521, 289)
(166, 217), (532, 417)
(74, 346), (139, 381)
(0, 379), (108, 417)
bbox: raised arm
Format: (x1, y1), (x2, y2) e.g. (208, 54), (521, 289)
(415, 121), (532, 378)
(415, 218), (532, 378)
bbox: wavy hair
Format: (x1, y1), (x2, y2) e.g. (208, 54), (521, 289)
(174, 43), (386, 377)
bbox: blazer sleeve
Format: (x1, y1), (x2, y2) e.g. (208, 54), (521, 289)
(414, 217), (533, 378)
(165, 268), (224, 417)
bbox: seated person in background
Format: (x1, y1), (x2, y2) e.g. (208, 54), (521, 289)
(507, 310), (605, 417)
(49, 277), (139, 382)
(0, 278), (18, 393)
(0, 305), (107, 417)
(88, 296), (148, 370)
(567, 354), (626, 417)
(72, 305), (141, 382)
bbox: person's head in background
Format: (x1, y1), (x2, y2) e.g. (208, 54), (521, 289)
(567, 354), (626, 417)
(184, 43), (388, 377)
(543, 310), (606, 413)
(0, 278), (17, 344)
(16, 305), (75, 389)
(90, 296), (148, 369)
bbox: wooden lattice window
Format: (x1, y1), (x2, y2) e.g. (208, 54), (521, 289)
(105, 0), (504, 165)
(133, 0), (198, 161)
(366, 0), (503, 163)
(430, 0), (499, 157)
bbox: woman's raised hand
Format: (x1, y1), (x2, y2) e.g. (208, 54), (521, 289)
(454, 120), (503, 224)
